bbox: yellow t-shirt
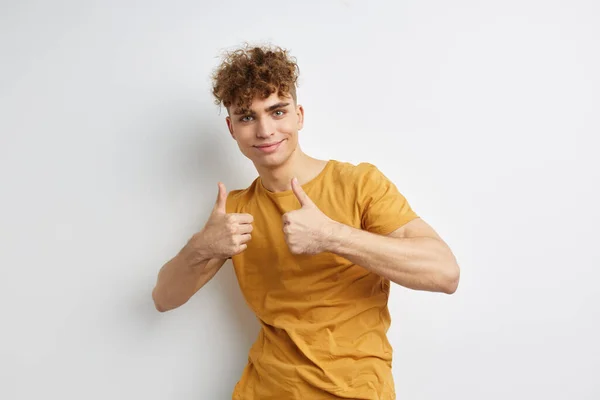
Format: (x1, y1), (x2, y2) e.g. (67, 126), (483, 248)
(226, 159), (419, 400)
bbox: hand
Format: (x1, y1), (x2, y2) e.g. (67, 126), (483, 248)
(195, 182), (253, 259)
(282, 177), (336, 255)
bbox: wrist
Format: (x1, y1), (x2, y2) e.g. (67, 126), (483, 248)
(322, 220), (351, 253)
(184, 231), (214, 265)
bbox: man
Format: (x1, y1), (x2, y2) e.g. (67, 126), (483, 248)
(152, 44), (460, 400)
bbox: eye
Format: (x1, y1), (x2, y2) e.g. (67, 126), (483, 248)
(273, 110), (286, 117)
(240, 115), (253, 122)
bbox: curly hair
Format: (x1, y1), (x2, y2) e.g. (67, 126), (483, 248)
(211, 43), (300, 111)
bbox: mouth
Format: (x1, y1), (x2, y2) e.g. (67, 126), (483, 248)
(254, 139), (284, 153)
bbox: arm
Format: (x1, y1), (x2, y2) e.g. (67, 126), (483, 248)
(325, 218), (460, 294)
(152, 182), (253, 312)
(283, 173), (459, 294)
(152, 237), (228, 312)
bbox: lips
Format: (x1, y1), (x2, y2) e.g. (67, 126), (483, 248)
(254, 139), (284, 153)
(256, 140), (283, 148)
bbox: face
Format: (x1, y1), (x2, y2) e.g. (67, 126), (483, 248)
(226, 92), (304, 169)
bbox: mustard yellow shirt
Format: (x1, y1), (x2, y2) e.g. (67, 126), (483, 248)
(226, 160), (419, 400)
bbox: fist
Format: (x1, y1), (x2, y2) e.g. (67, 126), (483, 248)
(197, 182), (253, 259)
(282, 177), (334, 255)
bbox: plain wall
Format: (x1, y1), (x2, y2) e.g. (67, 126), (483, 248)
(1, 0), (598, 399)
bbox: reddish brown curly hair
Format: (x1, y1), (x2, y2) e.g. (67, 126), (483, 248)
(211, 44), (300, 112)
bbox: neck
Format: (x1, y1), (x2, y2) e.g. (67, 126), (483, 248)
(256, 148), (327, 193)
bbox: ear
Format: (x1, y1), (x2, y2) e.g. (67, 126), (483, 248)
(296, 104), (304, 131)
(225, 115), (236, 139)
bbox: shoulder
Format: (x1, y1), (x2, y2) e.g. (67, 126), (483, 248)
(225, 178), (260, 213)
(326, 159), (390, 190)
(326, 159), (378, 176)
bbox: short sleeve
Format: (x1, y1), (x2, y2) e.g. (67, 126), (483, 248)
(356, 163), (418, 235)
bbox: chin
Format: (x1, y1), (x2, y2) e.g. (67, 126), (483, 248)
(254, 155), (286, 168)
(251, 151), (292, 169)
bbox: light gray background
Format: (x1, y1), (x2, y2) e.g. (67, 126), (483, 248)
(1, 1), (598, 399)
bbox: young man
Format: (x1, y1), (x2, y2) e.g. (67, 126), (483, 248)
(152, 44), (460, 400)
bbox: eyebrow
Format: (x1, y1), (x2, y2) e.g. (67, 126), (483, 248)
(233, 102), (290, 116)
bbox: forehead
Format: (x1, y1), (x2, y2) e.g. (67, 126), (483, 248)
(231, 92), (294, 115)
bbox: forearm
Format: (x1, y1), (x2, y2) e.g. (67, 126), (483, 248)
(152, 237), (214, 311)
(325, 223), (459, 293)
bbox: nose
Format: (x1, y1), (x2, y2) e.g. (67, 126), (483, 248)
(256, 118), (275, 138)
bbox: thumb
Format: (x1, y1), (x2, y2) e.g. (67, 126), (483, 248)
(214, 182), (227, 213)
(291, 177), (312, 207)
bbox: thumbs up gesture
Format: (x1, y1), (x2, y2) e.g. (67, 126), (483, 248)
(282, 177), (336, 255)
(197, 182), (254, 259)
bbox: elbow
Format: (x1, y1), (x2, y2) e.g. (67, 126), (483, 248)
(154, 302), (169, 313)
(442, 277), (459, 294)
(152, 286), (176, 313)
(440, 261), (460, 294)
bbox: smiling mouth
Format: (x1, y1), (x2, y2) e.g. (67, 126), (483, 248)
(255, 140), (283, 148)
(253, 140), (285, 154)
